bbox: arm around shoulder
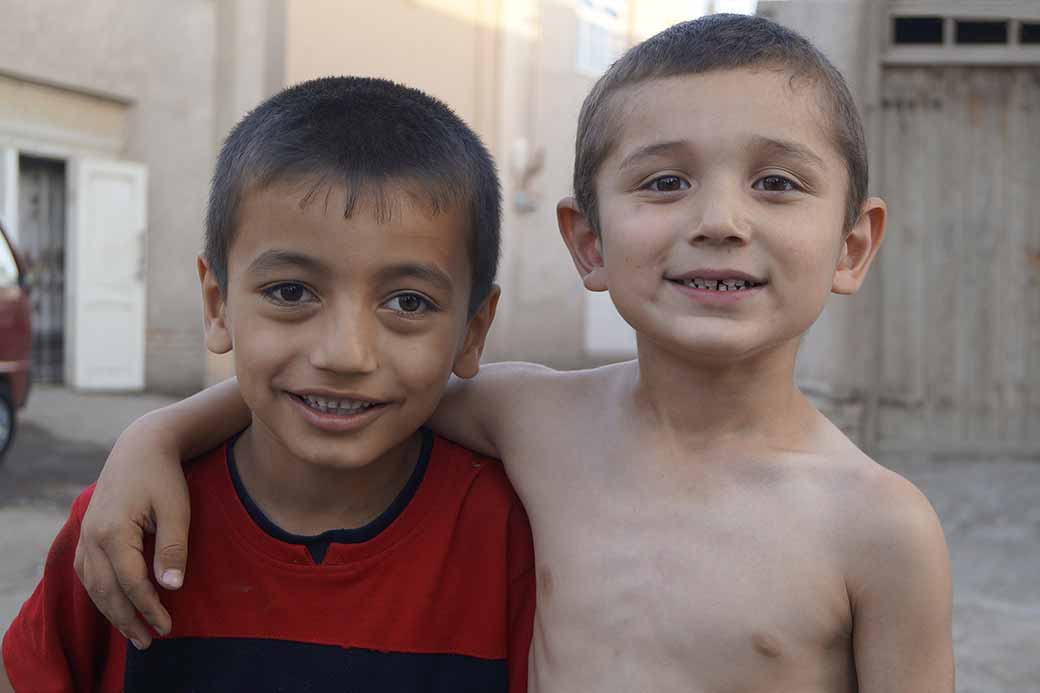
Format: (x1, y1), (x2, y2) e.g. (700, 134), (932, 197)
(74, 377), (250, 649)
(432, 361), (559, 459)
(847, 471), (954, 693)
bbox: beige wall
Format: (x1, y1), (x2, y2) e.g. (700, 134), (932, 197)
(284, 0), (499, 143)
(485, 0), (595, 368)
(0, 74), (129, 158)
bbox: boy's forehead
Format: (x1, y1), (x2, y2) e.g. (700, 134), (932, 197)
(608, 69), (840, 167)
(231, 179), (473, 271)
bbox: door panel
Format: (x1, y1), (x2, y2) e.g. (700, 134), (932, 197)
(878, 67), (1040, 455)
(67, 158), (147, 390)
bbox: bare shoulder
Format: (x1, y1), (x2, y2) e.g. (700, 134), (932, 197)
(808, 420), (948, 594)
(805, 423), (953, 689)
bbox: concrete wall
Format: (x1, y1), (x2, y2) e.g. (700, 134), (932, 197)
(0, 0), (217, 394)
(284, 0), (499, 142)
(484, 0), (594, 368)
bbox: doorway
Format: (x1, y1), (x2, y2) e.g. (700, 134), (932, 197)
(18, 156), (66, 384)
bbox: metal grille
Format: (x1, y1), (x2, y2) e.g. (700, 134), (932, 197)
(18, 156), (66, 384)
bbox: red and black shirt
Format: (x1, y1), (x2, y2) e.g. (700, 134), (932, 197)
(3, 430), (535, 692)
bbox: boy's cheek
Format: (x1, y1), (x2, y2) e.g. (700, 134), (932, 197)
(392, 337), (460, 393)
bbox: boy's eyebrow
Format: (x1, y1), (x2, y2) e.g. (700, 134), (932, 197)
(246, 249), (327, 274)
(245, 252), (455, 291)
(749, 136), (826, 169)
(616, 140), (689, 171)
(375, 263), (454, 292)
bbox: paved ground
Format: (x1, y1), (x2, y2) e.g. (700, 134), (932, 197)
(882, 456), (1040, 691)
(1, 386), (1037, 690)
(0, 385), (177, 630)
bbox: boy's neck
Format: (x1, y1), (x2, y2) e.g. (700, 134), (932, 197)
(629, 336), (821, 451)
(233, 423), (422, 537)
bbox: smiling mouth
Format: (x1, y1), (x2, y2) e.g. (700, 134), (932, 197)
(669, 277), (766, 292)
(290, 393), (384, 416)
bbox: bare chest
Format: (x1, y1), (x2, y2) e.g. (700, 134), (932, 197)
(513, 444), (855, 692)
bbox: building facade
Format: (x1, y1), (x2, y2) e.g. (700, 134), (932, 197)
(3, 0), (1033, 458)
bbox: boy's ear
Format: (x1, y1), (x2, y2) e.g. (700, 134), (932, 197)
(452, 285), (500, 379)
(557, 196), (608, 292)
(832, 197), (886, 295)
(197, 256), (233, 354)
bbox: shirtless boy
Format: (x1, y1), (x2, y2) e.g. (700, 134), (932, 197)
(67, 14), (953, 693)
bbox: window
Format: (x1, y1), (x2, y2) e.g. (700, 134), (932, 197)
(955, 20), (1008, 45)
(1022, 23), (1040, 44)
(576, 0), (627, 76)
(887, 9), (1040, 64)
(893, 16), (944, 45)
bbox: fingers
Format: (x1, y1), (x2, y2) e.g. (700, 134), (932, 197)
(104, 528), (173, 637)
(75, 535), (157, 649)
(152, 477), (191, 591)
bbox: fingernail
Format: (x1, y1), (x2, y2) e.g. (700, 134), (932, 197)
(161, 570), (183, 588)
(130, 638), (145, 650)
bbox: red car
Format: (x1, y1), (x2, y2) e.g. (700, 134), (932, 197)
(0, 220), (31, 461)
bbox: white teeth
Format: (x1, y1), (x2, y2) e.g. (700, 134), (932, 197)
(301, 395), (374, 414)
(683, 277), (758, 291)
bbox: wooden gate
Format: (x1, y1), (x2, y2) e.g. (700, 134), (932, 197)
(18, 156), (65, 384)
(876, 66), (1040, 457)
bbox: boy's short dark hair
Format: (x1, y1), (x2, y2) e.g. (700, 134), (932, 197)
(574, 13), (868, 234)
(206, 76), (500, 314)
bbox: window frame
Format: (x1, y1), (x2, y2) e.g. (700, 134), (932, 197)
(886, 1), (1040, 64)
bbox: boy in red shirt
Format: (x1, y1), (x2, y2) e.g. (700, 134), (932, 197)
(2, 76), (534, 692)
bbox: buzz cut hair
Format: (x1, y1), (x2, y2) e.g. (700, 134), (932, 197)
(206, 76), (500, 315)
(573, 13), (868, 234)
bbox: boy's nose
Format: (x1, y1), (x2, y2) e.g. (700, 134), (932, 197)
(309, 308), (379, 375)
(690, 188), (750, 246)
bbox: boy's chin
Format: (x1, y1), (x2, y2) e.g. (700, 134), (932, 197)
(646, 329), (798, 367)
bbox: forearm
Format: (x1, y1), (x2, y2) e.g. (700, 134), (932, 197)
(430, 362), (553, 460)
(430, 375), (498, 457)
(132, 377), (250, 459)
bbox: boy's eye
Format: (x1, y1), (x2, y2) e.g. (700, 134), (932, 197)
(754, 175), (800, 192)
(384, 292), (434, 315)
(262, 282), (316, 305)
(644, 175), (690, 193)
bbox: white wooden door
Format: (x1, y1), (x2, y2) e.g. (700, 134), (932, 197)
(67, 158), (147, 390)
(877, 67), (1040, 457)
